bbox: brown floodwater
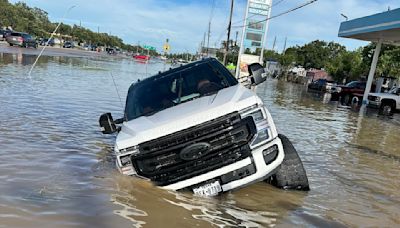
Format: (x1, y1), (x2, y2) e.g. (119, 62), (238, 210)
(0, 51), (399, 228)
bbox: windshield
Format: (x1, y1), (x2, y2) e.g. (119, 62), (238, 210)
(389, 87), (400, 94)
(125, 61), (237, 121)
(345, 81), (358, 87)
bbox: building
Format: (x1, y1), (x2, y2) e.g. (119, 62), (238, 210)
(306, 69), (332, 82)
(289, 66), (306, 77)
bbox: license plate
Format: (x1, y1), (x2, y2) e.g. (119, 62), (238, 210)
(193, 181), (222, 197)
(13, 37), (16, 40)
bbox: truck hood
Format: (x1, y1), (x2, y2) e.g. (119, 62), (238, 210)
(115, 84), (260, 150)
(369, 92), (398, 98)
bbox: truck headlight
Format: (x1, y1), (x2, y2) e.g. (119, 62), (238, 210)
(240, 105), (277, 148)
(117, 145), (140, 155)
(116, 145), (140, 168)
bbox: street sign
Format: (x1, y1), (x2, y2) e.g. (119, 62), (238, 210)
(163, 44), (170, 52)
(163, 38), (171, 53)
(143, 45), (156, 51)
(236, 0), (272, 79)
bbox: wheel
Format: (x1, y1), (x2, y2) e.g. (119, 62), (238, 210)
(9, 43), (13, 46)
(341, 94), (351, 105)
(379, 102), (394, 116)
(268, 134), (310, 191)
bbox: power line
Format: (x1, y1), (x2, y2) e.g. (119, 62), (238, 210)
(215, 0), (233, 46)
(232, 0), (318, 29)
(273, 0), (285, 7)
(209, 0), (217, 21)
(232, 0), (285, 26)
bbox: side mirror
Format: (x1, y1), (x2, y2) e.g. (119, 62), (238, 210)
(248, 63), (266, 86)
(99, 113), (117, 134)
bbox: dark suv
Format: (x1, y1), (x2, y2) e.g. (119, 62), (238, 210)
(6, 32), (37, 48)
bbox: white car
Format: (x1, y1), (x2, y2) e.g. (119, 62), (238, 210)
(368, 87), (400, 115)
(99, 58), (309, 196)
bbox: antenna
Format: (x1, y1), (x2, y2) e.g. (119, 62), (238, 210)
(28, 5), (76, 77)
(340, 13), (348, 21)
(109, 72), (124, 110)
(109, 72), (128, 121)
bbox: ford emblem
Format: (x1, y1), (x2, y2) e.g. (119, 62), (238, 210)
(180, 142), (211, 161)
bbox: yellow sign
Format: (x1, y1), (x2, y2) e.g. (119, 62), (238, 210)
(163, 43), (170, 52)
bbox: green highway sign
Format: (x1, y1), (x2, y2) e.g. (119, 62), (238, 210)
(143, 45), (156, 51)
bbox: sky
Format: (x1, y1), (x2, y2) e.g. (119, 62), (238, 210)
(9, 0), (400, 53)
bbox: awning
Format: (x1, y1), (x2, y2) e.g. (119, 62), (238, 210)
(338, 8), (400, 45)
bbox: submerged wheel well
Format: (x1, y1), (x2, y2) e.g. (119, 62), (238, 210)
(381, 99), (396, 109)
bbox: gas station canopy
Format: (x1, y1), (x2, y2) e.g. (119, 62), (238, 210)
(337, 8), (400, 106)
(338, 8), (400, 45)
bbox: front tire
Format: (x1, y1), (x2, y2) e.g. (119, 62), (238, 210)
(379, 102), (394, 116)
(341, 94), (351, 105)
(268, 134), (309, 191)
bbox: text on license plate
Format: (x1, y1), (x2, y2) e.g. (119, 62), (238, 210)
(193, 181), (222, 197)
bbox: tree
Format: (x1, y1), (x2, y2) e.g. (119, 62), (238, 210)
(279, 48), (296, 71)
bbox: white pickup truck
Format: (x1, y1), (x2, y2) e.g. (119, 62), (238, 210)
(368, 87), (400, 115)
(99, 58), (309, 196)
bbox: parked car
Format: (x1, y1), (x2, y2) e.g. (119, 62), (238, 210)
(63, 41), (75, 48)
(83, 44), (91, 51)
(90, 45), (97, 51)
(98, 58), (309, 196)
(39, 38), (55, 46)
(6, 32), (37, 48)
(331, 81), (376, 105)
(368, 87), (400, 115)
(308, 79), (337, 92)
(106, 47), (116, 55)
(0, 29), (12, 41)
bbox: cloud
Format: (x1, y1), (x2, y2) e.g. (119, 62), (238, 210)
(10, 0), (400, 53)
(266, 0), (400, 52)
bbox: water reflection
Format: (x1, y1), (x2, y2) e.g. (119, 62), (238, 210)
(110, 173), (309, 228)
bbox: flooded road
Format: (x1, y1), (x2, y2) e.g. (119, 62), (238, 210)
(1, 52), (399, 227)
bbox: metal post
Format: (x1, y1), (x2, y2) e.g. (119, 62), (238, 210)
(259, 1), (273, 64)
(235, 0), (250, 78)
(283, 36), (287, 53)
(362, 39), (382, 105)
(235, 31), (238, 46)
(223, 0), (235, 66)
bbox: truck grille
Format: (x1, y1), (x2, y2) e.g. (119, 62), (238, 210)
(368, 95), (377, 101)
(131, 112), (257, 186)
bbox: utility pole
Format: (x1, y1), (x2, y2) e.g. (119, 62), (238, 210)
(97, 26), (99, 34)
(202, 32), (206, 56)
(206, 21), (211, 56)
(272, 36), (276, 51)
(223, 0), (234, 66)
(235, 31), (238, 46)
(283, 37), (287, 53)
(235, 0), (250, 78)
